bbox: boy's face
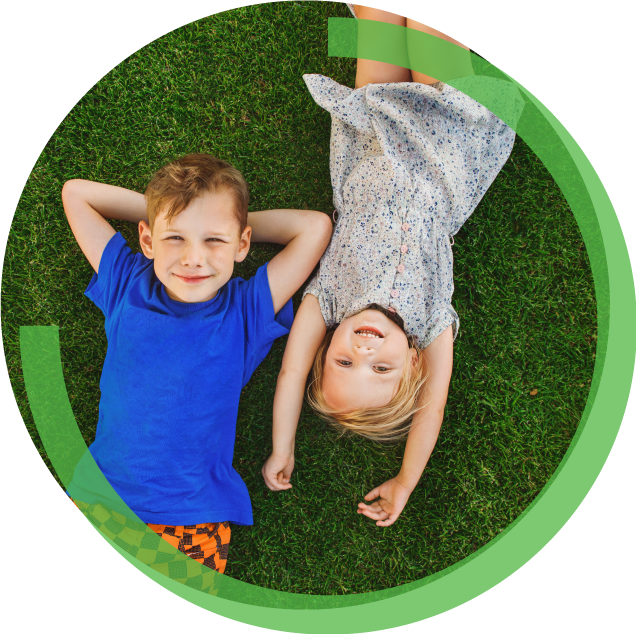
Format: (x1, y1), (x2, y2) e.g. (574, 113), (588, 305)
(138, 190), (251, 303)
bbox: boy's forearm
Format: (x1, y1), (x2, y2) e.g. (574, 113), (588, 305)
(247, 209), (328, 245)
(63, 179), (148, 224)
(62, 179), (148, 273)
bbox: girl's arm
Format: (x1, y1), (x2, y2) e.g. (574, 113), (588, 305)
(261, 294), (326, 490)
(62, 180), (148, 272)
(358, 326), (454, 526)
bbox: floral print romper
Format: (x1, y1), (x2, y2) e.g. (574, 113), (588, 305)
(303, 74), (516, 348)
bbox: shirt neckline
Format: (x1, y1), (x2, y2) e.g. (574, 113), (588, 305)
(158, 282), (222, 314)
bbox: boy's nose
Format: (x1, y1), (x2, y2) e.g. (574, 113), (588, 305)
(181, 244), (205, 266)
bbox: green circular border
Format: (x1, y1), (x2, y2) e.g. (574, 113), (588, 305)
(14, 9), (636, 634)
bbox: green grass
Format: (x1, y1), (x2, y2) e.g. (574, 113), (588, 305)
(1, 1), (596, 595)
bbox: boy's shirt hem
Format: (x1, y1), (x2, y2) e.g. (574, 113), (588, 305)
(68, 486), (254, 526)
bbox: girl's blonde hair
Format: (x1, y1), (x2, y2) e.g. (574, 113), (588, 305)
(307, 329), (429, 442)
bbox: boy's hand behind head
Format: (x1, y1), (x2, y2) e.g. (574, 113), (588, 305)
(139, 190), (251, 303)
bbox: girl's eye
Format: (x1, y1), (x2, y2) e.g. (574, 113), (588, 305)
(374, 366), (391, 373)
(336, 360), (352, 367)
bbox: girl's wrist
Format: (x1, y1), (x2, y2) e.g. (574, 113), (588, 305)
(395, 472), (418, 493)
(271, 443), (295, 459)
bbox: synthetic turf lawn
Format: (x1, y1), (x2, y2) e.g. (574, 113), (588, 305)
(1, 2), (596, 595)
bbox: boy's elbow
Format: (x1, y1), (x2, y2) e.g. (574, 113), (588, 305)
(61, 179), (83, 207)
(312, 211), (333, 246)
(62, 179), (79, 197)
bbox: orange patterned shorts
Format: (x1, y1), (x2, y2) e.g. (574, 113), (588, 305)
(71, 499), (231, 573)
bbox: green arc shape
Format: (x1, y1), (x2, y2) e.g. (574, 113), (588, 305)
(18, 16), (636, 634)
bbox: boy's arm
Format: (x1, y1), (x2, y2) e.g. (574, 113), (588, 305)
(358, 326), (454, 526)
(247, 209), (332, 314)
(62, 179), (148, 272)
(262, 294), (326, 490)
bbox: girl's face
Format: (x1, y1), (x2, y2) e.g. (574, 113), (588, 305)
(322, 309), (416, 412)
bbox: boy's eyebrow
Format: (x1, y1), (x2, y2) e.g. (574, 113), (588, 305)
(160, 227), (232, 237)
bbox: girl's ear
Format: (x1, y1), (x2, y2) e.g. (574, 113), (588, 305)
(409, 347), (419, 368)
(139, 221), (154, 259)
(235, 225), (252, 263)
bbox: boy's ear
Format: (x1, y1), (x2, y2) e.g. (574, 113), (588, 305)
(234, 225), (252, 263)
(139, 221), (154, 259)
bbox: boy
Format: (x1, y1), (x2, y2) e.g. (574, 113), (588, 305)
(62, 153), (332, 573)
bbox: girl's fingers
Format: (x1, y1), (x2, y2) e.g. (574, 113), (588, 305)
(267, 480), (292, 491)
(360, 510), (390, 521)
(261, 470), (292, 491)
(358, 501), (382, 513)
(274, 472), (292, 490)
(359, 501), (394, 515)
(364, 487), (381, 501)
(357, 506), (390, 521)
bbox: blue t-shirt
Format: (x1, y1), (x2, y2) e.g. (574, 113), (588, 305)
(69, 232), (293, 526)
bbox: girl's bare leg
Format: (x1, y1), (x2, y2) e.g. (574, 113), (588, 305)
(354, 5), (411, 88)
(406, 19), (469, 85)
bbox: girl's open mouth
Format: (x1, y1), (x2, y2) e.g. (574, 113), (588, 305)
(355, 326), (384, 338)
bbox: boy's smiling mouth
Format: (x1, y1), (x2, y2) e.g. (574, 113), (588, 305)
(173, 274), (212, 284)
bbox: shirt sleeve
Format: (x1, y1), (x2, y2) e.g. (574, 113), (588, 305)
(421, 305), (459, 348)
(302, 274), (337, 329)
(240, 262), (294, 384)
(84, 232), (141, 318)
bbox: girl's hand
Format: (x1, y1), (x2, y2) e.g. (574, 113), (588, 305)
(357, 477), (412, 527)
(261, 453), (295, 491)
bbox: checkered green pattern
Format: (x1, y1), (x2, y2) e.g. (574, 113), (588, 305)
(74, 500), (222, 593)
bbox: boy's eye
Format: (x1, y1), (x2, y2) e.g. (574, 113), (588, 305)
(164, 236), (227, 243)
(336, 360), (352, 367)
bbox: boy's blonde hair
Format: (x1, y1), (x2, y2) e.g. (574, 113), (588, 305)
(307, 329), (429, 442)
(144, 153), (249, 232)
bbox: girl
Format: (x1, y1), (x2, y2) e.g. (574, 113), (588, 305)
(262, 5), (515, 526)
